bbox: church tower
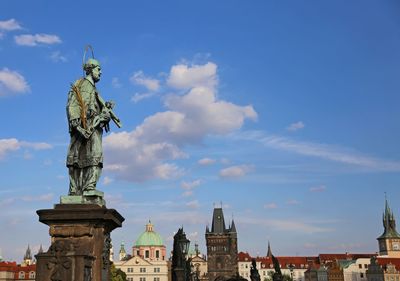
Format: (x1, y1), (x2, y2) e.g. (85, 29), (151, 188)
(23, 244), (33, 265)
(205, 207), (238, 281)
(377, 197), (400, 257)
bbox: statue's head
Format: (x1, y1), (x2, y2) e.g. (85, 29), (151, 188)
(83, 58), (101, 82)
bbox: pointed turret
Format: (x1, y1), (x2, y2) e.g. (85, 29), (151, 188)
(230, 219), (237, 233)
(267, 241), (272, 258)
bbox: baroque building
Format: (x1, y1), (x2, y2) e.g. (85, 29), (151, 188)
(377, 199), (400, 257)
(205, 207), (238, 281)
(188, 243), (208, 281)
(115, 221), (168, 281)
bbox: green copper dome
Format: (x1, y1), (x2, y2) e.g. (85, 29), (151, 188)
(135, 221), (164, 246)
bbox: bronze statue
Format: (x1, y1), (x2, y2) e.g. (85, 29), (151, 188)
(64, 46), (121, 204)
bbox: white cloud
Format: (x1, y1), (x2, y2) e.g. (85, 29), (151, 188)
(264, 203), (278, 209)
(131, 92), (156, 103)
(21, 193), (54, 202)
(103, 176), (113, 185)
(235, 131), (400, 172)
(181, 180), (201, 190)
(50, 51), (67, 63)
(112, 77), (122, 89)
(0, 139), (19, 159)
(310, 185), (326, 192)
(198, 158), (216, 166)
(0, 19), (22, 31)
(287, 121), (305, 132)
(0, 138), (52, 160)
(167, 62), (218, 89)
(181, 180), (201, 197)
(130, 71), (160, 91)
(104, 61), (257, 182)
(238, 216), (334, 234)
(0, 68), (30, 96)
(15, 33), (61, 46)
(219, 165), (253, 179)
(186, 200), (200, 209)
(286, 199), (300, 205)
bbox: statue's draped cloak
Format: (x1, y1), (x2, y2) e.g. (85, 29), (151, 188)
(66, 79), (103, 168)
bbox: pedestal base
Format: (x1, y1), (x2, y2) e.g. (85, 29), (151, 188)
(60, 190), (105, 206)
(35, 204), (124, 281)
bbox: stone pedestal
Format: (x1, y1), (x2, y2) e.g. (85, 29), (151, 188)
(35, 204), (124, 281)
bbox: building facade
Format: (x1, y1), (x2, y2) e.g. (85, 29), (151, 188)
(206, 207), (238, 281)
(115, 221), (168, 281)
(188, 243), (208, 281)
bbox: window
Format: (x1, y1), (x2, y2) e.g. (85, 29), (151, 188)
(156, 250), (160, 259)
(128, 278), (134, 281)
(140, 268), (146, 273)
(154, 278), (160, 281)
(359, 264), (362, 269)
(128, 268), (134, 273)
(145, 250), (150, 258)
(19, 272), (25, 279)
(364, 264), (368, 269)
(29, 271), (35, 279)
(140, 278), (146, 281)
(154, 268), (160, 273)
(360, 274), (364, 278)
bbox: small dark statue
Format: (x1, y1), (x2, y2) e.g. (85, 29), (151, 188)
(272, 255), (283, 281)
(250, 259), (261, 281)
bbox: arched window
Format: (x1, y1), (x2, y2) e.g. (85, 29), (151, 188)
(19, 271), (25, 279)
(29, 271), (35, 279)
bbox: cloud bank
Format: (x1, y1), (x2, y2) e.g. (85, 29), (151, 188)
(104, 61), (257, 182)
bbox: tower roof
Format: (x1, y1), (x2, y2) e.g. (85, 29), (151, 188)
(211, 208), (226, 233)
(378, 198), (400, 239)
(135, 221), (164, 247)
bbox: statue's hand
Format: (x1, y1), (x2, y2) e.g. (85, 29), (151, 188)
(76, 126), (92, 139)
(99, 110), (111, 123)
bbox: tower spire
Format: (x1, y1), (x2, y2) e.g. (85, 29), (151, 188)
(267, 240), (272, 258)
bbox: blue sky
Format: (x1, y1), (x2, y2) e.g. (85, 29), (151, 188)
(1, 0), (400, 262)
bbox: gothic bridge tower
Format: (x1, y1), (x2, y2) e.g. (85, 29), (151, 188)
(205, 207), (238, 281)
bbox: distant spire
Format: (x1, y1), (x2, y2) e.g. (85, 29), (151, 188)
(24, 244), (32, 260)
(38, 244), (44, 254)
(119, 241), (126, 254)
(195, 243), (200, 256)
(379, 195), (400, 239)
(267, 241), (272, 258)
(119, 241), (127, 261)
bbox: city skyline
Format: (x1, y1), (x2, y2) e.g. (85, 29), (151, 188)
(1, 1), (400, 262)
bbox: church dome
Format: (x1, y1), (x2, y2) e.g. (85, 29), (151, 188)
(135, 221), (164, 246)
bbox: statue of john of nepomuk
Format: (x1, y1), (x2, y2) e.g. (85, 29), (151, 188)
(66, 57), (121, 198)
